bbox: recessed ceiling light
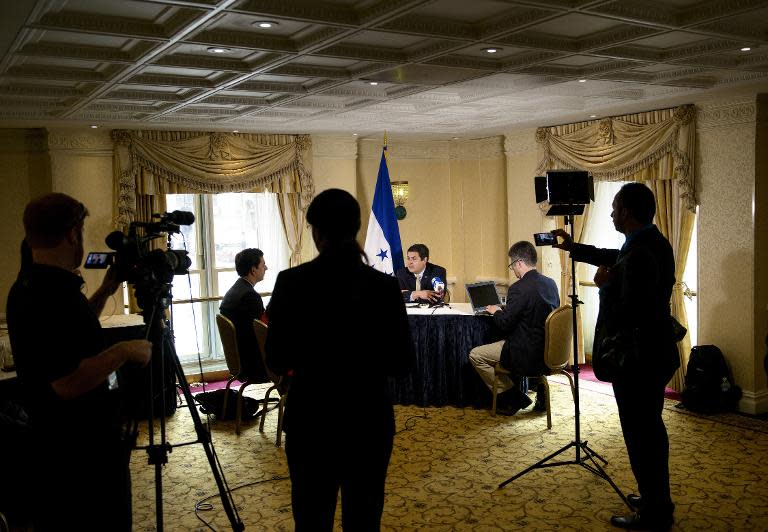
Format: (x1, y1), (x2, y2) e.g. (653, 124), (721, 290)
(254, 21), (278, 29)
(483, 47), (500, 54)
(90, 125), (99, 129)
(232, 130), (239, 133)
(207, 47), (230, 54)
(740, 47), (751, 51)
(578, 79), (587, 83)
(369, 81), (379, 86)
(452, 137), (460, 140)
(353, 133), (358, 136)
(589, 115), (597, 118)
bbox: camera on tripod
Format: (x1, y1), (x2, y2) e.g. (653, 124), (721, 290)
(85, 210), (194, 305)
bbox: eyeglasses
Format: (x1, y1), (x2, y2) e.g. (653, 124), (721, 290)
(508, 259), (522, 270)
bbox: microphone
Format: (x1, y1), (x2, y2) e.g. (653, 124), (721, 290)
(431, 276), (445, 296)
(163, 210), (195, 226)
(106, 231), (128, 251)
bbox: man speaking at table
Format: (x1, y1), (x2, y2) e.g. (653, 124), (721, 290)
(395, 243), (447, 304)
(469, 241), (559, 415)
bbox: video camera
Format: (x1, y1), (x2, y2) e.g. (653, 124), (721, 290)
(85, 210), (194, 308)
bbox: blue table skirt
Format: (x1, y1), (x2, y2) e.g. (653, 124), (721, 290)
(388, 314), (503, 407)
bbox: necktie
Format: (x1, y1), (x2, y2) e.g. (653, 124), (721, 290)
(416, 274), (422, 291)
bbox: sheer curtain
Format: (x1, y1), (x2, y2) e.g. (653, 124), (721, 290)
(579, 181), (626, 354)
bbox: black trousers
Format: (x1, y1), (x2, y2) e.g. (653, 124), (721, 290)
(285, 421), (394, 532)
(613, 375), (674, 518)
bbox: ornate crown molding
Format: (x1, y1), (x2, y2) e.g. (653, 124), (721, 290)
(47, 130), (113, 153)
(311, 135), (358, 159)
(696, 101), (756, 129)
(358, 140), (449, 160)
(504, 130), (537, 157)
(450, 137), (505, 160)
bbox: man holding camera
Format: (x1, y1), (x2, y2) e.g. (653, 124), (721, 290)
(553, 182), (678, 530)
(7, 193), (152, 531)
(469, 241), (559, 415)
(395, 243), (447, 303)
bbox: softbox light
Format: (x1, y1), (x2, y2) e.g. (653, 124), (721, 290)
(535, 170), (594, 216)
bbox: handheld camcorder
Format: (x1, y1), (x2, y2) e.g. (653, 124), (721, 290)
(85, 210), (194, 291)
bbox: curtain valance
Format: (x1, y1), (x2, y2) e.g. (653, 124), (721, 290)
(536, 104), (695, 212)
(536, 104), (697, 391)
(112, 130), (313, 226)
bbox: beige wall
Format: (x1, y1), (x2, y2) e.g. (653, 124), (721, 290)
(355, 137), (508, 302)
(756, 95), (768, 409)
(0, 129), (52, 308)
(696, 98), (766, 413)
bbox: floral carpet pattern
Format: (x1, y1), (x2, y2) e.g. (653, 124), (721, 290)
(131, 379), (768, 531)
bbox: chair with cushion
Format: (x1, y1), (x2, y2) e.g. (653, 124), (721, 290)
(252, 319), (288, 447)
(215, 313), (260, 435)
(491, 305), (576, 428)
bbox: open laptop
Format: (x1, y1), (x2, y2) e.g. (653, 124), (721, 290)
(465, 281), (502, 315)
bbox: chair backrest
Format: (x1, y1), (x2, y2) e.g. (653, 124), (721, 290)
(252, 319), (281, 385)
(544, 305), (574, 371)
(216, 314), (241, 375)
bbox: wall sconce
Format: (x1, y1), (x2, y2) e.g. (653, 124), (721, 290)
(391, 181), (409, 220)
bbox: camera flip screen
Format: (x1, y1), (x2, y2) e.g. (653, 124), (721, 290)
(84, 252), (112, 269)
(533, 232), (556, 246)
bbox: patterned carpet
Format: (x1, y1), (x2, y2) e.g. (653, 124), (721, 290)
(130, 378), (768, 531)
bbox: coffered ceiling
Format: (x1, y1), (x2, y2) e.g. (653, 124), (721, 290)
(1, 0), (767, 137)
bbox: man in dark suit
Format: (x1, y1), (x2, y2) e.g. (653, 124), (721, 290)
(395, 243), (447, 303)
(219, 248), (269, 383)
(469, 241), (560, 415)
(553, 182), (678, 530)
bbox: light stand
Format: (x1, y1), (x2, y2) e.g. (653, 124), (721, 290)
(131, 259), (245, 531)
(497, 213), (631, 510)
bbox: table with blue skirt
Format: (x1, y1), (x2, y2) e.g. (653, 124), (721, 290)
(388, 303), (504, 407)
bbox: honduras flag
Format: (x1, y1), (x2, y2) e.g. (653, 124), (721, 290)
(364, 147), (404, 275)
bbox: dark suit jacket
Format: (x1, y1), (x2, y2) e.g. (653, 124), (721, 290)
(495, 270), (560, 375)
(569, 225), (679, 383)
(265, 244), (415, 434)
(395, 262), (447, 303)
(219, 277), (268, 382)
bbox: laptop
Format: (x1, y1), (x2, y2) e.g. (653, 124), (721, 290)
(465, 281), (502, 315)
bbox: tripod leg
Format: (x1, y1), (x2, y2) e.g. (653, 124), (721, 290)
(169, 336), (245, 531)
(498, 441), (577, 489)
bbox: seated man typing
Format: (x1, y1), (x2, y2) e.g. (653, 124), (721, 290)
(219, 248), (270, 383)
(395, 243), (447, 303)
(469, 241), (559, 415)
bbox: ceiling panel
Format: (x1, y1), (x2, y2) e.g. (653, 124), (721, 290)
(0, 0), (765, 135)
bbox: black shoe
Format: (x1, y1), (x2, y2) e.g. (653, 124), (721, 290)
(496, 391), (532, 416)
(611, 513), (672, 531)
(627, 494), (643, 509)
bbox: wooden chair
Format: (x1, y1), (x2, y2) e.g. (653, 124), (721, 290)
(215, 313), (259, 435)
(252, 319), (287, 447)
(491, 305), (576, 429)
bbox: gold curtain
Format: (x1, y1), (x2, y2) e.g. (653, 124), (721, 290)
(112, 130), (314, 269)
(537, 105), (696, 390)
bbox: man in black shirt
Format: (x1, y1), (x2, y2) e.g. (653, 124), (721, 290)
(7, 193), (151, 531)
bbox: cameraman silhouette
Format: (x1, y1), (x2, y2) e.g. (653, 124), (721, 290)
(7, 193), (151, 531)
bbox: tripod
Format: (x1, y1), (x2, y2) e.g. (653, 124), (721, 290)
(498, 214), (630, 510)
(131, 285), (245, 531)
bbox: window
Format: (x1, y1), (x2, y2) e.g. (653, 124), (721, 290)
(164, 193), (290, 365)
(578, 182), (698, 353)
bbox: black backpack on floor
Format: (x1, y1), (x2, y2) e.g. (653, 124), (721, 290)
(681, 345), (741, 413)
